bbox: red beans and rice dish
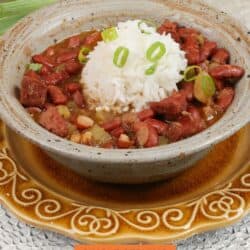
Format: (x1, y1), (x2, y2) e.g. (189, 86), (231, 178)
(19, 20), (245, 149)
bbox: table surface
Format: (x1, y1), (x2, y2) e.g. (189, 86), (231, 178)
(0, 0), (249, 249)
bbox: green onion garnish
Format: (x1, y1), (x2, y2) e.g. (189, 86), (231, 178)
(78, 46), (91, 64)
(113, 46), (129, 68)
(138, 20), (156, 35)
(27, 63), (42, 72)
(194, 72), (216, 103)
(146, 41), (166, 63)
(101, 27), (118, 42)
(201, 74), (216, 97)
(145, 63), (158, 75)
(183, 65), (202, 82)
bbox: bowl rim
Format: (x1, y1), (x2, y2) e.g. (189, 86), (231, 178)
(0, 0), (249, 164)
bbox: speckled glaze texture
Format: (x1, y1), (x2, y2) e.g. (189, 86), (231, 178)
(0, 121), (249, 244)
(0, 0), (249, 183)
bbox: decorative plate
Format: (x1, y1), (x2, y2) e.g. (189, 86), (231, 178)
(0, 120), (249, 244)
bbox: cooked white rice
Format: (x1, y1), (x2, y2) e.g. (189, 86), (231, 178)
(81, 20), (187, 113)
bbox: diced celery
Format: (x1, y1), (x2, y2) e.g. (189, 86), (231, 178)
(89, 124), (112, 145)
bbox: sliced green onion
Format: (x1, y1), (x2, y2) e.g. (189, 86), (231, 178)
(146, 41), (166, 63)
(101, 27), (118, 42)
(145, 63), (158, 75)
(138, 20), (156, 35)
(113, 46), (129, 68)
(194, 72), (216, 104)
(78, 46), (91, 64)
(27, 63), (42, 72)
(183, 65), (202, 82)
(201, 74), (216, 97)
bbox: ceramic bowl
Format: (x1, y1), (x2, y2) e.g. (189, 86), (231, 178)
(0, 0), (249, 184)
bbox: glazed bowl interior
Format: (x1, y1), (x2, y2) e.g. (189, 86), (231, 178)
(0, 0), (249, 166)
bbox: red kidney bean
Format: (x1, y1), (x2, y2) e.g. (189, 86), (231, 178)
(65, 82), (81, 93)
(40, 65), (53, 76)
(65, 60), (82, 74)
(182, 35), (200, 65)
(144, 125), (159, 148)
(145, 118), (168, 135)
(48, 85), (67, 105)
(186, 105), (206, 132)
(179, 106), (206, 138)
(32, 54), (56, 68)
(179, 82), (194, 101)
(165, 106), (206, 141)
(177, 115), (196, 138)
(165, 122), (183, 142)
(102, 118), (122, 132)
(209, 65), (245, 79)
(200, 40), (217, 62)
(199, 60), (209, 72)
(72, 90), (85, 108)
(211, 48), (230, 64)
(150, 91), (187, 120)
(110, 127), (125, 138)
(214, 79), (224, 90)
(157, 20), (180, 42)
(44, 71), (69, 85)
(56, 51), (78, 63)
(177, 27), (199, 40)
(137, 108), (155, 121)
(84, 31), (102, 47)
(25, 70), (42, 81)
(69, 112), (78, 124)
(215, 87), (235, 111)
(157, 20), (177, 34)
(68, 35), (81, 48)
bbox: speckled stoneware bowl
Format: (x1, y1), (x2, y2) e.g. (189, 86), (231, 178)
(0, 0), (249, 184)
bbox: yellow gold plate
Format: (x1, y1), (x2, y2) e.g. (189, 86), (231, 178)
(0, 121), (249, 243)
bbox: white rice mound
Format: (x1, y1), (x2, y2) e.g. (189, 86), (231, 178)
(81, 20), (187, 113)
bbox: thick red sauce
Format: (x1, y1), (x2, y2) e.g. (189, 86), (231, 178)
(19, 20), (245, 149)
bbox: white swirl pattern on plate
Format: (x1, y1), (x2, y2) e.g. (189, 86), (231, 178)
(0, 148), (249, 237)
